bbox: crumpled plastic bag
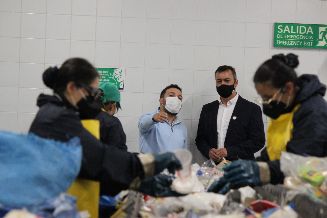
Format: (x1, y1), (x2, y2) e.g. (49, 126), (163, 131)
(281, 152), (327, 202)
(0, 131), (82, 208)
(196, 160), (225, 190)
(28, 193), (84, 218)
(151, 192), (226, 217)
(4, 210), (38, 218)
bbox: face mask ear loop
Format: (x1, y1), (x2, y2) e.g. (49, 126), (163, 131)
(286, 95), (291, 108)
(279, 87), (291, 108)
(79, 89), (87, 100)
(276, 88), (283, 104)
(66, 93), (78, 108)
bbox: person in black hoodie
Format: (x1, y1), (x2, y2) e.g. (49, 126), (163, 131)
(95, 82), (127, 151)
(29, 57), (182, 197)
(209, 53), (327, 194)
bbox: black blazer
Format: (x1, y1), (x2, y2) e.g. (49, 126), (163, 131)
(195, 96), (265, 160)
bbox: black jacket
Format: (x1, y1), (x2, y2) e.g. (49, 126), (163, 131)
(96, 111), (128, 151)
(29, 94), (144, 196)
(259, 74), (327, 184)
(195, 95), (265, 160)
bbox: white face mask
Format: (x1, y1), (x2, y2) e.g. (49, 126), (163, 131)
(165, 96), (182, 114)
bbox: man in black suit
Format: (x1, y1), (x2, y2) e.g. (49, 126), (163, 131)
(196, 65), (265, 162)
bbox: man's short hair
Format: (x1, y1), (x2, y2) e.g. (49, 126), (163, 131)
(160, 84), (182, 98)
(215, 65), (237, 80)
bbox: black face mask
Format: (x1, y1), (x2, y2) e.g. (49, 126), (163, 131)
(216, 84), (235, 98)
(262, 101), (287, 119)
(77, 95), (102, 119)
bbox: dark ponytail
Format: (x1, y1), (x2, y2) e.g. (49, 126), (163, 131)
(253, 53), (299, 88)
(43, 66), (59, 89)
(42, 58), (99, 94)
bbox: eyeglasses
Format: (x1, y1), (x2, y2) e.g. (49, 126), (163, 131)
(77, 83), (98, 97)
(255, 89), (282, 105)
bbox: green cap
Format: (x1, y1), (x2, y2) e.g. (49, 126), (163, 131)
(99, 82), (120, 104)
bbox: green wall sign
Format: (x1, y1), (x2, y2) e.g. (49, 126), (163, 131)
(274, 23), (327, 49)
(96, 68), (124, 90)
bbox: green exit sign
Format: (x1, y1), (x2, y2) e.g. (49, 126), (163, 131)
(96, 68), (125, 90)
(274, 23), (327, 49)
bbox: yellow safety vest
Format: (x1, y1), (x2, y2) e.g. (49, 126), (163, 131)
(267, 105), (300, 161)
(67, 120), (100, 218)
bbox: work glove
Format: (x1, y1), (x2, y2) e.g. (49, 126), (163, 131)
(154, 152), (182, 175)
(208, 160), (262, 194)
(138, 174), (183, 197)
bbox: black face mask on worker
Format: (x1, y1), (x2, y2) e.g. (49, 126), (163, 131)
(77, 85), (102, 119)
(216, 84), (235, 98)
(262, 101), (287, 119)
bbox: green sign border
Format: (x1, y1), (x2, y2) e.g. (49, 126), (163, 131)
(96, 68), (124, 90)
(273, 22), (327, 49)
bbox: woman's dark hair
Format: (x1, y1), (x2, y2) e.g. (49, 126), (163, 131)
(42, 58), (99, 94)
(253, 53), (299, 88)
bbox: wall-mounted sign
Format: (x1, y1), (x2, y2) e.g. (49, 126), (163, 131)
(274, 23), (327, 49)
(96, 68), (124, 90)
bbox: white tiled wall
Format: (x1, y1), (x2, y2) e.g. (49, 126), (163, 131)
(0, 0), (327, 157)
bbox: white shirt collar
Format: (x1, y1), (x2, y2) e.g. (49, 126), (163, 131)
(219, 93), (239, 106)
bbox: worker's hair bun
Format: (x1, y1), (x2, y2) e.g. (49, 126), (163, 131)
(42, 66), (59, 89)
(272, 53), (299, 69)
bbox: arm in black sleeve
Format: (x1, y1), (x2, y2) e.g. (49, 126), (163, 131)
(286, 107), (327, 157)
(267, 102), (327, 185)
(195, 106), (212, 159)
(30, 104), (145, 196)
(267, 160), (284, 184)
(256, 147), (270, 162)
(79, 129), (144, 196)
(227, 105), (265, 159)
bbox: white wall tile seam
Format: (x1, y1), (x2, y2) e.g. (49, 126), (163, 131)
(70, 39), (97, 43)
(16, 61), (45, 65)
(41, 12), (73, 16)
(17, 0), (23, 115)
(43, 0), (48, 70)
(118, 2), (123, 66)
(0, 36), (21, 40)
(93, 0), (98, 64)
(94, 39), (121, 43)
(96, 15), (122, 18)
(0, 110), (19, 113)
(21, 12), (46, 15)
(44, 38), (72, 41)
(0, 11), (21, 14)
(69, 3), (73, 57)
(0, 10), (21, 13)
(18, 37), (47, 40)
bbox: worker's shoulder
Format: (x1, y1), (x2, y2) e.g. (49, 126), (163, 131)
(97, 111), (122, 126)
(202, 100), (219, 110)
(139, 111), (157, 119)
(40, 102), (77, 118)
